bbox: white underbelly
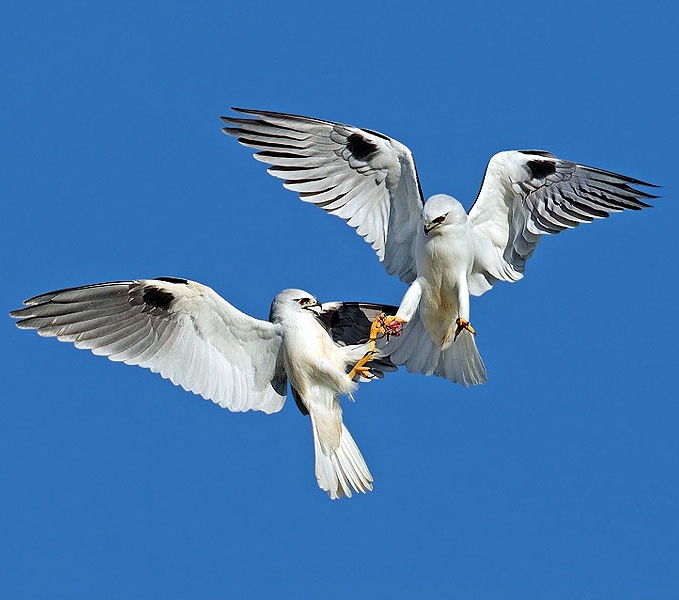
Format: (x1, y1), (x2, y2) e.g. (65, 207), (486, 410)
(417, 232), (473, 344)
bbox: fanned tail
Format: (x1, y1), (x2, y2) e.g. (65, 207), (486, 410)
(434, 328), (487, 386)
(310, 413), (373, 500)
(384, 314), (487, 387)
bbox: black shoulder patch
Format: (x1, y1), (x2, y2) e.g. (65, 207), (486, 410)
(143, 287), (175, 311)
(155, 277), (188, 284)
(346, 133), (378, 161)
(526, 159), (557, 179)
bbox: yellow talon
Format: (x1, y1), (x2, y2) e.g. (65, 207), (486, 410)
(348, 351), (375, 380)
(454, 317), (476, 340)
(367, 313), (405, 352)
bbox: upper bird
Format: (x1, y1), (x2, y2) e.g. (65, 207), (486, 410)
(221, 108), (658, 387)
(11, 277), (397, 499)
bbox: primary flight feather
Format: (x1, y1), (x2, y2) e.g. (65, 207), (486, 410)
(222, 109), (657, 387)
(11, 277), (397, 499)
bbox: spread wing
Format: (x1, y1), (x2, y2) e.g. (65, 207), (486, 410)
(11, 278), (288, 414)
(221, 108), (424, 283)
(318, 301), (399, 379)
(318, 301), (398, 346)
(467, 150), (658, 295)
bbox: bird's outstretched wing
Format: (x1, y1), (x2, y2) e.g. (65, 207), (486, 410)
(11, 278), (287, 413)
(222, 108), (424, 283)
(467, 150), (658, 295)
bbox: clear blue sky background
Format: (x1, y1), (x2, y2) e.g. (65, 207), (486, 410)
(2, 1), (677, 597)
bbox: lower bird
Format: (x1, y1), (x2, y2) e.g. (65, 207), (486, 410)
(222, 109), (658, 386)
(11, 277), (397, 499)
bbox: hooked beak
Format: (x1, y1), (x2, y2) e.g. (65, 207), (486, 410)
(423, 222), (436, 235)
(304, 302), (322, 316)
(424, 215), (447, 235)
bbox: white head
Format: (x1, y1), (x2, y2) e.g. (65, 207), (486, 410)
(422, 194), (467, 235)
(269, 288), (321, 323)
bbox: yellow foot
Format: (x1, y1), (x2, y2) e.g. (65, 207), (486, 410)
(454, 317), (476, 340)
(368, 313), (405, 352)
(348, 351), (375, 380)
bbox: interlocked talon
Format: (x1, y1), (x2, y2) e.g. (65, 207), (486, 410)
(348, 351), (375, 380)
(368, 313), (404, 353)
(454, 317), (476, 340)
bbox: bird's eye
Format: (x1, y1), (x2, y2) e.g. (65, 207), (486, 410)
(298, 297), (312, 306)
(433, 215), (446, 224)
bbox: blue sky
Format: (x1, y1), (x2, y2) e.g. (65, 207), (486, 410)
(2, 1), (677, 597)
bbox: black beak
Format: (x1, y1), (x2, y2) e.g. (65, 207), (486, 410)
(304, 302), (322, 316)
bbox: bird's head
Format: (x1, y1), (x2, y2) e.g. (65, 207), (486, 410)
(270, 288), (321, 322)
(422, 194), (467, 235)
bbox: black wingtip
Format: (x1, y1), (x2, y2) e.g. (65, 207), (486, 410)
(220, 116), (250, 130)
(220, 109), (260, 126)
(229, 107), (280, 118)
(634, 185), (661, 203)
(227, 107), (331, 126)
(518, 149), (556, 158)
(154, 277), (188, 285)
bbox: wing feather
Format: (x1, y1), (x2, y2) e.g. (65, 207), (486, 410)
(222, 109), (424, 283)
(467, 150), (657, 294)
(11, 279), (287, 414)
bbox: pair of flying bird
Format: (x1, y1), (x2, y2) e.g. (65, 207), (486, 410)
(11, 109), (656, 499)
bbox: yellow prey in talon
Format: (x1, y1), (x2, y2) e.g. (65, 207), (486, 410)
(454, 317), (476, 341)
(367, 313), (405, 353)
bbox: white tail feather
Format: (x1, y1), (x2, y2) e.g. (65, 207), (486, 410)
(310, 415), (373, 499)
(387, 314), (487, 386)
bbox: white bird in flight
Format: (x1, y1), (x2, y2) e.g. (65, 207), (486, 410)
(222, 109), (657, 387)
(11, 277), (398, 499)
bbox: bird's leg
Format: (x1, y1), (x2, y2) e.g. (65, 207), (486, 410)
(348, 351), (375, 380)
(367, 313), (405, 352)
(348, 313), (404, 380)
(454, 317), (476, 340)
